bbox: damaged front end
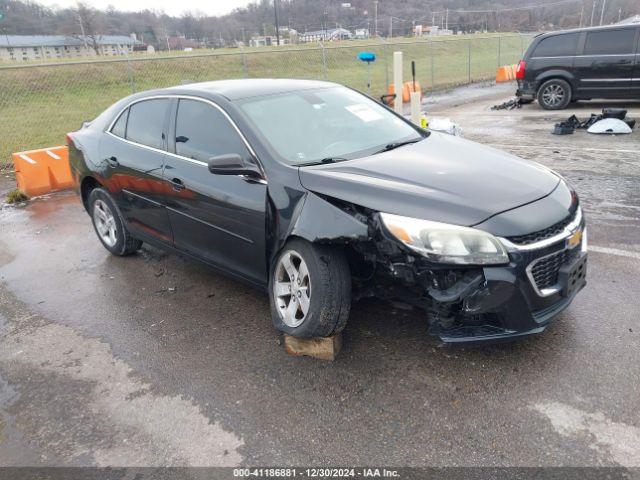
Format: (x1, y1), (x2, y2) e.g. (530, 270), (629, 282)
(349, 214), (523, 343)
(311, 200), (586, 344)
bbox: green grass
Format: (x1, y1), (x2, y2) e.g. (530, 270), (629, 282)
(6, 188), (29, 204)
(0, 33), (532, 168)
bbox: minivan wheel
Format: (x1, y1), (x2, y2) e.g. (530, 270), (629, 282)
(269, 238), (351, 338)
(88, 188), (142, 256)
(537, 79), (572, 110)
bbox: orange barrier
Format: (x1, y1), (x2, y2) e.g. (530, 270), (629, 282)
(402, 81), (422, 103)
(13, 146), (73, 197)
(387, 82), (423, 107)
(496, 66), (510, 83)
(496, 64), (518, 83)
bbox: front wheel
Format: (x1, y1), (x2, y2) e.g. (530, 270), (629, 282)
(537, 79), (572, 110)
(88, 188), (142, 256)
(269, 238), (351, 338)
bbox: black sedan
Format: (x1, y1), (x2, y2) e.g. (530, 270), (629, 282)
(67, 79), (587, 343)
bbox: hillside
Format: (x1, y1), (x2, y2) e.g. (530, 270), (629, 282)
(0, 0), (637, 48)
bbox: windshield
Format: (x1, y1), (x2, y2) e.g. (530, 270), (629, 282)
(237, 86), (424, 165)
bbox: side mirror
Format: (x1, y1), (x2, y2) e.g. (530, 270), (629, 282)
(207, 154), (262, 179)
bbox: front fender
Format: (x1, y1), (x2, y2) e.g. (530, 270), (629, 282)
(289, 193), (369, 243)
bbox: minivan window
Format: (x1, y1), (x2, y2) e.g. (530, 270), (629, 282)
(584, 29), (636, 55)
(125, 99), (168, 150)
(110, 108), (128, 138)
(533, 33), (580, 57)
(175, 99), (249, 162)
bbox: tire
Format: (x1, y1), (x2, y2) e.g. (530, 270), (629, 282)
(269, 238), (351, 338)
(88, 187), (142, 256)
(537, 79), (572, 110)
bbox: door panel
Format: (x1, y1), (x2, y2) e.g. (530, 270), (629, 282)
(574, 28), (637, 97)
(99, 98), (173, 243)
(163, 98), (267, 284)
(163, 160), (267, 283)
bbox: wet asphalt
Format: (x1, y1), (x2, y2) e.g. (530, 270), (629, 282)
(0, 83), (639, 467)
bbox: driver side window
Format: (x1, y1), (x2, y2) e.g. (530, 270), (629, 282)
(175, 99), (250, 163)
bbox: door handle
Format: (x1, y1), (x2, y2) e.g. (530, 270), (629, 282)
(170, 177), (185, 191)
(105, 156), (119, 168)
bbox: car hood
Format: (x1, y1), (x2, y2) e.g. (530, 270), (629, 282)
(298, 132), (560, 227)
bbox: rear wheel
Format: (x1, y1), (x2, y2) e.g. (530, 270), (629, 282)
(269, 238), (351, 338)
(537, 79), (572, 110)
(88, 188), (142, 256)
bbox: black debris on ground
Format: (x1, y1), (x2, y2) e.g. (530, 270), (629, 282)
(491, 98), (523, 110)
(552, 108), (636, 135)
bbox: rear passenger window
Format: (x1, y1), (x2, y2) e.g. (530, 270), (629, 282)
(174, 99), (249, 162)
(110, 109), (128, 138)
(125, 99), (168, 149)
(584, 29), (636, 55)
(533, 33), (579, 57)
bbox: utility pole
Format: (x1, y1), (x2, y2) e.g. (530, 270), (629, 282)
(273, 0), (280, 46)
(618, 8), (622, 22)
(599, 0), (606, 25)
(445, 8), (449, 30)
(389, 16), (392, 38)
(590, 0), (596, 26)
(374, 0), (378, 37)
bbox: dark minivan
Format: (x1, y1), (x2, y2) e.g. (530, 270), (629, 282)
(516, 23), (640, 109)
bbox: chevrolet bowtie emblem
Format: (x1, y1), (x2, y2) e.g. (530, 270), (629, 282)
(567, 228), (583, 249)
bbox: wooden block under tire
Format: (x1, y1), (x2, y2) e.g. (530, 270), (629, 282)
(283, 333), (342, 361)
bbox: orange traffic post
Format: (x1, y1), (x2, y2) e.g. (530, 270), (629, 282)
(13, 146), (74, 197)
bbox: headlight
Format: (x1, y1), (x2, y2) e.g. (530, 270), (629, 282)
(380, 212), (509, 265)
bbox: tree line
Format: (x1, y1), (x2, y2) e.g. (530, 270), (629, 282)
(0, 0), (637, 49)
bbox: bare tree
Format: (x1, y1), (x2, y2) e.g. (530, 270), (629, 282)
(75, 1), (101, 55)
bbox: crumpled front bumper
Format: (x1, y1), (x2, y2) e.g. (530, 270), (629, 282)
(434, 229), (587, 344)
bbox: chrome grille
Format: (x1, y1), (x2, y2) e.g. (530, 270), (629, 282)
(507, 209), (577, 246)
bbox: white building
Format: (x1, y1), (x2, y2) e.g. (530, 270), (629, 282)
(249, 35), (291, 47)
(0, 35), (140, 62)
(413, 25), (454, 37)
(299, 28), (352, 43)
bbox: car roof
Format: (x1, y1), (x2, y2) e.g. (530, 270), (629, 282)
(157, 78), (340, 101)
(535, 22), (639, 39)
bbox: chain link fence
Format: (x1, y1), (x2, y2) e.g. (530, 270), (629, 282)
(0, 33), (534, 169)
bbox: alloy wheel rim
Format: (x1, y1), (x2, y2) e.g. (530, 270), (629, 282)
(542, 84), (565, 106)
(273, 250), (311, 328)
(93, 199), (118, 247)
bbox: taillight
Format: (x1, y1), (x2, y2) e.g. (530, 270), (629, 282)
(516, 60), (526, 80)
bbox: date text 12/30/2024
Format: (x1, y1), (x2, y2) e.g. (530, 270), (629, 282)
(233, 468), (400, 478)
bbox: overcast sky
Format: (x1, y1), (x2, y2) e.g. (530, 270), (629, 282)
(35, 0), (253, 17)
